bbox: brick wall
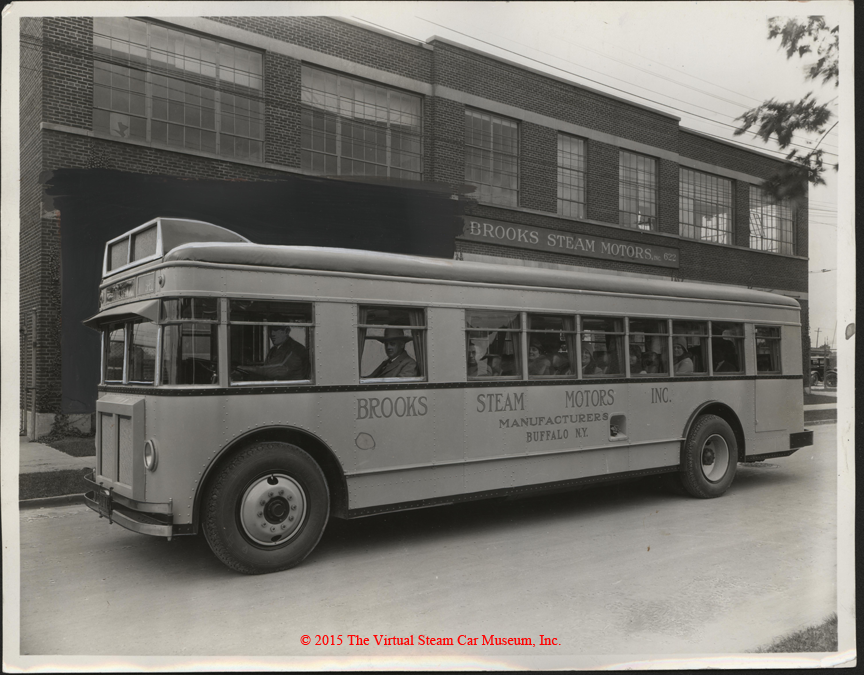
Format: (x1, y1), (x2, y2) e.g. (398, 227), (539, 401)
(520, 123), (557, 212)
(430, 40), (680, 152)
(264, 52), (302, 168)
(585, 140), (618, 224)
(20, 17), (44, 411)
(209, 16), (433, 83)
(42, 17), (92, 130)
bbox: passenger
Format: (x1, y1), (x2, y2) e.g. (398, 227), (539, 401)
(551, 352), (572, 376)
(467, 342), (482, 377)
(629, 345), (647, 374)
(481, 353), (504, 376)
(673, 338), (694, 374)
(234, 325), (309, 381)
(581, 345), (606, 375)
(713, 338), (739, 372)
(642, 351), (662, 374)
(528, 342), (552, 375)
(366, 328), (418, 378)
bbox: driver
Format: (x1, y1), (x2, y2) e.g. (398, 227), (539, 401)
(235, 325), (310, 381)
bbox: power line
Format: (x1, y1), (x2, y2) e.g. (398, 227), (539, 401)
(415, 16), (839, 158)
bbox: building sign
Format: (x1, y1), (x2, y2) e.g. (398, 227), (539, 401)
(459, 217), (680, 269)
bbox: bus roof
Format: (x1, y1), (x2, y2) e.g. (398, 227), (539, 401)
(163, 241), (800, 309)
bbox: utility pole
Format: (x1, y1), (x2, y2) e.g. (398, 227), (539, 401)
(815, 327), (821, 348)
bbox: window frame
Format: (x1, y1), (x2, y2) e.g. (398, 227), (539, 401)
(755, 325), (783, 374)
(679, 167), (734, 244)
(358, 305), (427, 383)
(300, 65), (424, 180)
(91, 17), (265, 161)
(465, 309), (523, 380)
(557, 133), (587, 219)
(227, 299), (315, 386)
(748, 185), (796, 255)
(464, 108), (520, 207)
(619, 150), (658, 230)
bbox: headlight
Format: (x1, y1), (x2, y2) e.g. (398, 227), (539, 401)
(143, 439), (158, 471)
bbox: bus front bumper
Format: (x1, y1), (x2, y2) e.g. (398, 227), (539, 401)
(83, 472), (174, 537)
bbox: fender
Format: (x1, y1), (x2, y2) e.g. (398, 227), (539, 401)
(680, 400), (747, 464)
(190, 425), (349, 533)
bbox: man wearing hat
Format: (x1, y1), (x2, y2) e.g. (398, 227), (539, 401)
(366, 328), (418, 378)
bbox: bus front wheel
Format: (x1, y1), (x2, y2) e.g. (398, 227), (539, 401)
(202, 442), (330, 574)
(678, 414), (737, 499)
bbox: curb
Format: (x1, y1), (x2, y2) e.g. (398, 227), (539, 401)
(20, 493), (85, 510)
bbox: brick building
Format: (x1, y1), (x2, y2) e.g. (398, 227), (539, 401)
(19, 15), (809, 436)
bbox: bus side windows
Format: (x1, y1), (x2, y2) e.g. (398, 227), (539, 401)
(671, 321), (708, 375)
(711, 322), (744, 374)
(755, 326), (781, 373)
(229, 300), (313, 384)
(628, 318), (668, 376)
(161, 298), (220, 385)
(527, 314), (577, 378)
(580, 316), (624, 377)
(359, 306), (426, 380)
(466, 310), (521, 379)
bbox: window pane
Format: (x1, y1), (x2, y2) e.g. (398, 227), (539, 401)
(756, 326), (781, 373)
(161, 323), (219, 385)
(679, 168), (733, 244)
(672, 321), (708, 375)
(161, 298), (218, 321)
(628, 318), (669, 376)
(711, 322), (744, 373)
(580, 317), (624, 376)
(528, 314), (576, 377)
(619, 151), (657, 230)
(465, 110), (518, 206)
(105, 324), (125, 381)
(229, 301), (313, 383)
(128, 322), (157, 383)
(466, 310), (521, 378)
(302, 66), (421, 178)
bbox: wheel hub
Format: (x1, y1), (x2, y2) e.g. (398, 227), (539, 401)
(240, 474), (307, 546)
(700, 434), (730, 483)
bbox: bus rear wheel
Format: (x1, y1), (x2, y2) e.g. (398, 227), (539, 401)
(202, 442), (329, 574)
(678, 414), (737, 499)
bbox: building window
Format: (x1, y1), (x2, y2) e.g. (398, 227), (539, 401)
(619, 151), (657, 230)
(557, 135), (586, 219)
(465, 110), (519, 207)
(679, 168), (733, 244)
(300, 66), (422, 179)
(749, 186), (795, 254)
(92, 18), (264, 161)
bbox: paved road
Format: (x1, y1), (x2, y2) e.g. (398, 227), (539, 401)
(20, 426), (836, 658)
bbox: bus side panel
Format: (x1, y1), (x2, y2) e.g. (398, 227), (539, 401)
(755, 379), (802, 433)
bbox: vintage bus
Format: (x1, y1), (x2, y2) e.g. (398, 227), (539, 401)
(84, 218), (813, 574)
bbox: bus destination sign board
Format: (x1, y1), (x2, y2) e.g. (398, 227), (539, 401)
(459, 217), (680, 269)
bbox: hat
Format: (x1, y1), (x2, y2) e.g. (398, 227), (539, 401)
(674, 338), (689, 350)
(373, 328), (413, 343)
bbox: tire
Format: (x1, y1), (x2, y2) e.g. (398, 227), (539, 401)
(810, 370), (820, 386)
(825, 371), (837, 388)
(202, 442), (330, 574)
(677, 414), (738, 499)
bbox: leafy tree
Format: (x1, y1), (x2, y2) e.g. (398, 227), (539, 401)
(734, 17), (838, 202)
